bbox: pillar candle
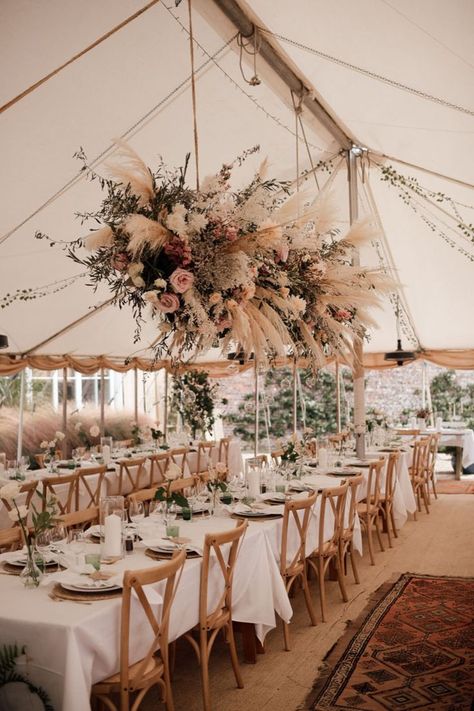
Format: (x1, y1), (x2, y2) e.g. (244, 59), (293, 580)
(246, 469), (260, 498)
(103, 513), (122, 558)
(102, 445), (111, 467)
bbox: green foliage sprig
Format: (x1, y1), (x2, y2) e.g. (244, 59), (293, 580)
(172, 370), (217, 439)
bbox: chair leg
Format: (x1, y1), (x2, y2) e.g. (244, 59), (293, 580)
(349, 542), (360, 584)
(301, 570), (318, 626)
(365, 519), (375, 565)
(199, 631), (212, 711)
(383, 506), (393, 548)
(226, 622), (244, 689)
(317, 557), (327, 622)
(374, 513), (385, 552)
(422, 484), (430, 514)
(431, 475), (438, 500)
(335, 555), (348, 602)
(390, 508), (399, 538)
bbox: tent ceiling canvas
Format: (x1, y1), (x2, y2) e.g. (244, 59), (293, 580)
(0, 0), (473, 366)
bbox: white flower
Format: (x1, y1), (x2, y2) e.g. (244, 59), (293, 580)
(288, 296), (307, 316)
(8, 505), (28, 522)
(128, 262), (144, 278)
(164, 462), (181, 481)
(166, 204), (187, 236)
(48, 440), (56, 449)
(200, 175), (221, 194)
(154, 278), (167, 289)
(0, 482), (22, 501)
(187, 212), (208, 233)
(143, 290), (159, 304)
(55, 431), (65, 440)
(40, 440), (49, 449)
(215, 462), (227, 474)
(90, 425), (100, 438)
(74, 422), (82, 432)
(132, 276), (145, 288)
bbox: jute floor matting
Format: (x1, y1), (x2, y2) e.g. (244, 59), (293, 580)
(435, 479), (474, 494)
(301, 573), (474, 710)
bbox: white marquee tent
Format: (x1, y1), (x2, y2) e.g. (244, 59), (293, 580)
(1, 0), (473, 374)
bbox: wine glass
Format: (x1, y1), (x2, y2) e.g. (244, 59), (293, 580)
(68, 530), (85, 566)
(35, 530), (51, 571)
(129, 501), (145, 525)
(19, 456), (30, 479)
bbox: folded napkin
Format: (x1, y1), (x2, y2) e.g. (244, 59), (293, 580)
(142, 538), (203, 557)
(44, 567), (123, 589)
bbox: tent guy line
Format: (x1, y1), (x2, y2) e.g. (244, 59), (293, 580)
(0, 0), (162, 115)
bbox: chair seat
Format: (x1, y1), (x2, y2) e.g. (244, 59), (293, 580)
(357, 502), (379, 515)
(309, 540), (338, 558)
(92, 655), (163, 694)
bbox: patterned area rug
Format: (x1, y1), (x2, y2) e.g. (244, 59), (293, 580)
(301, 573), (474, 710)
(435, 479), (474, 494)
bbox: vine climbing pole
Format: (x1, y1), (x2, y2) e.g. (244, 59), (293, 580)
(348, 147), (366, 459)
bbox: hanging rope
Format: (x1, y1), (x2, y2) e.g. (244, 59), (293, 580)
(187, 0), (200, 191)
(0, 0), (162, 115)
(237, 26), (262, 86)
(258, 27), (474, 118)
(291, 90), (320, 192)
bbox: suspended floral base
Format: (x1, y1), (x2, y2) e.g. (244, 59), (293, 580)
(39, 142), (390, 367)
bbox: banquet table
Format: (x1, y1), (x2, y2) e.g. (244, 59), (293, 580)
(396, 427), (474, 479)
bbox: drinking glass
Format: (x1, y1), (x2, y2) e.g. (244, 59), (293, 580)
(6, 460), (18, 479)
(50, 523), (68, 554)
(129, 501), (145, 525)
(19, 456), (30, 478)
(68, 530), (85, 566)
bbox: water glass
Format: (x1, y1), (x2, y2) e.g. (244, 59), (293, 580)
(129, 501), (145, 525)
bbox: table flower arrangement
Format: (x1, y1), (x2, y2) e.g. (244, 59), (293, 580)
(0, 482), (58, 588)
(42, 141), (389, 365)
(40, 431), (65, 471)
(153, 462), (188, 510)
(74, 422), (100, 448)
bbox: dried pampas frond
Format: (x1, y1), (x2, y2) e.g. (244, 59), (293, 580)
(340, 217), (380, 248)
(257, 157), (269, 181)
(297, 321), (326, 367)
(311, 190), (341, 235)
(123, 215), (169, 257)
(84, 225), (114, 251)
(245, 301), (287, 357)
(106, 138), (154, 206)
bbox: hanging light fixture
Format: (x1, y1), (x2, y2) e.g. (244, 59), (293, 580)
(384, 298), (416, 366)
(0, 334), (9, 349)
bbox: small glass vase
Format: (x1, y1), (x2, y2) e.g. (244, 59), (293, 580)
(20, 545), (44, 589)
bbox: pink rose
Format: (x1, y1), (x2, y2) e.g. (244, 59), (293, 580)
(111, 252), (129, 271)
(225, 226), (238, 242)
(275, 244), (289, 263)
(169, 268), (194, 294)
(335, 309), (351, 321)
(156, 293), (180, 313)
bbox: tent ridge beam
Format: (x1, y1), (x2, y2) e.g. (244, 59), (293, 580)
(210, 0), (352, 149)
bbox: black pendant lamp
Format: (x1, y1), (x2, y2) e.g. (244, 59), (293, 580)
(0, 334), (9, 349)
(384, 299), (416, 367)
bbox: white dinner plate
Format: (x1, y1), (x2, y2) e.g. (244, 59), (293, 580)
(234, 509), (280, 518)
(61, 579), (122, 593)
(9, 556), (57, 568)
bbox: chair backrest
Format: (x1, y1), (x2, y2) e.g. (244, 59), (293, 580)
(363, 459), (386, 511)
(42, 473), (78, 515)
(117, 457), (147, 496)
(115, 439), (134, 448)
(128, 487), (158, 507)
(196, 442), (217, 474)
(384, 451), (400, 501)
(426, 433), (440, 475)
(271, 449), (284, 465)
(0, 526), (22, 551)
(395, 429), (420, 436)
(1, 480), (38, 517)
(148, 452), (171, 486)
(245, 455), (269, 475)
(410, 437), (431, 479)
(169, 475), (199, 496)
(280, 491), (318, 578)
(75, 465), (107, 510)
(317, 482), (349, 555)
(168, 447), (189, 475)
(218, 437), (231, 468)
(59, 505), (99, 529)
(341, 474), (364, 541)
(199, 521), (248, 630)
(119, 550), (186, 696)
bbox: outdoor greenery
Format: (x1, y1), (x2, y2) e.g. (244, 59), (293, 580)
(224, 367), (353, 445)
(431, 370), (474, 429)
(171, 370), (217, 439)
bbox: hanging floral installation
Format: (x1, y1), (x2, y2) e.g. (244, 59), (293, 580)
(36, 141), (389, 366)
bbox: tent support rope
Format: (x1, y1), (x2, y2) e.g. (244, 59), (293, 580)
(0, 0), (162, 115)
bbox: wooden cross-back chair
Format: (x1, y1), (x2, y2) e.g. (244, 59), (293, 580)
(356, 459), (386, 565)
(279, 491), (318, 650)
(379, 451), (400, 547)
(91, 549), (186, 711)
(0, 525), (22, 551)
(425, 433), (440, 502)
(409, 437), (431, 518)
(114, 439), (134, 449)
(117, 457), (147, 497)
(245, 455), (269, 474)
(183, 520), (248, 711)
(168, 448), (189, 476)
(148, 452), (171, 487)
(271, 449), (284, 465)
(128, 487), (158, 508)
(169, 475), (199, 497)
(338, 474), (364, 586)
(59, 505), (99, 531)
(218, 437), (231, 469)
(75, 465), (106, 511)
(0, 480), (39, 524)
(307, 482), (349, 622)
(394, 429), (420, 438)
(41, 472), (78, 515)
(195, 442), (217, 475)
